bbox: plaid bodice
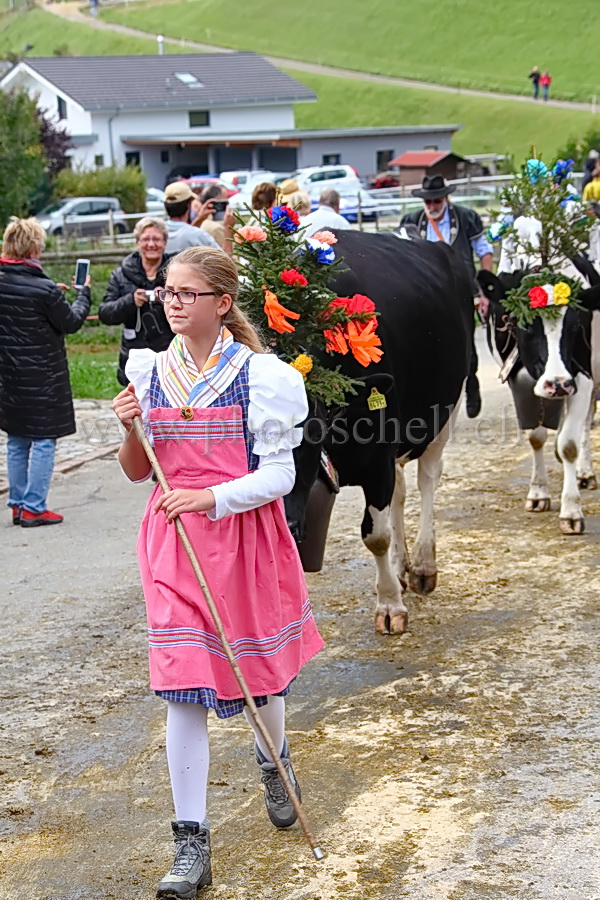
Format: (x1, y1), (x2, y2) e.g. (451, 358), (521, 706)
(149, 359), (260, 472)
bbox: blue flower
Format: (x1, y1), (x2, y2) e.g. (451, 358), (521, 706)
(267, 205), (300, 234)
(553, 158), (574, 184)
(305, 237), (336, 265)
(525, 159), (548, 184)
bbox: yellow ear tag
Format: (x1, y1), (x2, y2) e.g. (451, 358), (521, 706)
(180, 406), (194, 420)
(367, 387), (387, 411)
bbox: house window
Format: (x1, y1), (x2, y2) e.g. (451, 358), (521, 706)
(57, 96), (67, 121)
(161, 150), (170, 164)
(322, 153), (341, 165)
(94, 154), (104, 168)
(423, 145), (438, 151)
(376, 150), (394, 172)
(189, 110), (210, 128)
(125, 151), (141, 167)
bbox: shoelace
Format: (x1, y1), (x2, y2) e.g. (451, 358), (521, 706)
(261, 767), (289, 805)
(171, 832), (209, 876)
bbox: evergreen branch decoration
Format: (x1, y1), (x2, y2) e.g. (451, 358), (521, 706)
(234, 207), (383, 407)
(503, 269), (583, 328)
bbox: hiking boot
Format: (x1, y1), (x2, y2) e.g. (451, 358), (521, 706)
(11, 506), (21, 526)
(20, 509), (64, 528)
(156, 821), (212, 899)
(256, 739), (301, 829)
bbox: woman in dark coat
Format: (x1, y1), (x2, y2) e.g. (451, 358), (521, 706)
(0, 217), (91, 526)
(99, 217), (173, 385)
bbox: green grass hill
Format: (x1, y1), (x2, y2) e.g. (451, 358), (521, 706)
(101, 0), (599, 103)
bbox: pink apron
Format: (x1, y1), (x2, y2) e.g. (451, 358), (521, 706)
(137, 403), (323, 698)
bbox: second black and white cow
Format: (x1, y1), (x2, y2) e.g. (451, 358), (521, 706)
(478, 269), (600, 533)
(286, 230), (475, 633)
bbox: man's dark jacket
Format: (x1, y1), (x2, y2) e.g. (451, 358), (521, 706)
(98, 251), (173, 385)
(0, 261), (90, 439)
(400, 203), (486, 288)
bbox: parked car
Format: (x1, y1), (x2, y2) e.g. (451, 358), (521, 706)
(292, 165), (361, 193)
(146, 187), (166, 215)
(36, 197), (128, 236)
(227, 172), (290, 210)
(179, 176), (238, 198)
(307, 186), (379, 222)
(219, 169), (276, 189)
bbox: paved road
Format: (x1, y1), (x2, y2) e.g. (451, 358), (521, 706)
(1, 331), (600, 899)
(43, 3), (598, 112)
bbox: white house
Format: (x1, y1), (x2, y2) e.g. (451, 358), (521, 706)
(0, 53), (317, 186)
(1, 53), (462, 184)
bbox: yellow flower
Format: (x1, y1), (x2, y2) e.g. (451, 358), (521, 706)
(290, 354), (313, 379)
(553, 282), (571, 305)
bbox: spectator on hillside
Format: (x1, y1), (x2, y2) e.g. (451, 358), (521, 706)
(582, 149), (600, 192)
(251, 181), (277, 211)
(196, 183), (235, 252)
(99, 217), (173, 386)
(540, 71), (552, 102)
(300, 189), (351, 236)
(163, 182), (221, 253)
(0, 217), (91, 527)
(529, 66), (541, 100)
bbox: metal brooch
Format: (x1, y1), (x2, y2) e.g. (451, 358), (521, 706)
(180, 406), (194, 420)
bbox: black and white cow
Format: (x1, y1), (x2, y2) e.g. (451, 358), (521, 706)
(286, 229), (475, 634)
(478, 269), (600, 533)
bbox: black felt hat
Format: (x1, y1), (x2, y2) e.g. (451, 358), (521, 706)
(411, 174), (455, 199)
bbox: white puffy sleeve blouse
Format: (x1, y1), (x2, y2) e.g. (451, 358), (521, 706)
(125, 350), (309, 520)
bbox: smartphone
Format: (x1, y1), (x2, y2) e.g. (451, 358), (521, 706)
(212, 199), (228, 221)
(74, 258), (90, 289)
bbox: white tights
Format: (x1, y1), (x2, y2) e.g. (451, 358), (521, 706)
(166, 696), (286, 824)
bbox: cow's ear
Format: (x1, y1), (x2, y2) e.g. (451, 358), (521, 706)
(579, 282), (600, 311)
(477, 270), (504, 301)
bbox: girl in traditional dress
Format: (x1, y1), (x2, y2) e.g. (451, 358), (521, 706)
(112, 246), (323, 898)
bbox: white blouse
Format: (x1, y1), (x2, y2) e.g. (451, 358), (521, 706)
(125, 350), (309, 520)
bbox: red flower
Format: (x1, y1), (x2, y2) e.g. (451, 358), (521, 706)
(280, 268), (308, 288)
(346, 294), (376, 315)
(528, 286), (549, 309)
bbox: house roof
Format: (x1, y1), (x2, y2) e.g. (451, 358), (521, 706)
(389, 150), (464, 168)
(121, 124), (463, 145)
(7, 53), (317, 111)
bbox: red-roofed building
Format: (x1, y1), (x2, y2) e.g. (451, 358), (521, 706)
(388, 150), (469, 187)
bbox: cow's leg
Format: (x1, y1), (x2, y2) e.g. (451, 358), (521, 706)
(576, 393), (597, 490)
(556, 374), (594, 534)
(525, 426), (551, 512)
(390, 460), (410, 587)
(362, 458), (408, 635)
(409, 411), (456, 595)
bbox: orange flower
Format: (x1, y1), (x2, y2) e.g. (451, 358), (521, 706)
(324, 325), (348, 355)
(235, 225), (267, 243)
(263, 288), (300, 334)
(312, 230), (338, 246)
(346, 319), (383, 367)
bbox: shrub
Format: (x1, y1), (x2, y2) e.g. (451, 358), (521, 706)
(54, 164), (147, 213)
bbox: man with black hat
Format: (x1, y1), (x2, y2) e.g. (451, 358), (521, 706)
(400, 174), (493, 417)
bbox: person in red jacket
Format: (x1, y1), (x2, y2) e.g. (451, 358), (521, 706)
(540, 71), (552, 102)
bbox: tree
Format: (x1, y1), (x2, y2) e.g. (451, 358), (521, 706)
(0, 89), (46, 228)
(556, 128), (600, 169)
(37, 107), (73, 180)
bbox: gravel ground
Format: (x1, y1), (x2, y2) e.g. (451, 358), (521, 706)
(1, 332), (599, 900)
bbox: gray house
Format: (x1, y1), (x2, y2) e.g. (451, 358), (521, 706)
(1, 52), (461, 184)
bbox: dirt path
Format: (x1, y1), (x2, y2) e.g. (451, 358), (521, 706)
(41, 3), (598, 113)
(1, 332), (600, 899)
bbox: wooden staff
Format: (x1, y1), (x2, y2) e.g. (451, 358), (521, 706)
(132, 417), (325, 861)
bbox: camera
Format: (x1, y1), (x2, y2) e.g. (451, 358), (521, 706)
(145, 290), (156, 304)
(212, 199), (228, 221)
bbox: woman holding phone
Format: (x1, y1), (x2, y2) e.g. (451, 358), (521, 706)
(0, 217), (91, 527)
(99, 216), (174, 385)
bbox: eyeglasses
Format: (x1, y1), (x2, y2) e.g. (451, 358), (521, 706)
(155, 289), (216, 305)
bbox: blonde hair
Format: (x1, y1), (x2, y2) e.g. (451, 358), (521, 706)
(167, 246), (264, 353)
(133, 216), (168, 242)
(2, 217), (46, 259)
(286, 190), (311, 215)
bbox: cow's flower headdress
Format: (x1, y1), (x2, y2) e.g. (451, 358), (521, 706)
(503, 269), (583, 327)
(233, 207), (383, 406)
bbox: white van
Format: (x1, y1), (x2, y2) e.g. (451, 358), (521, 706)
(292, 165), (361, 193)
